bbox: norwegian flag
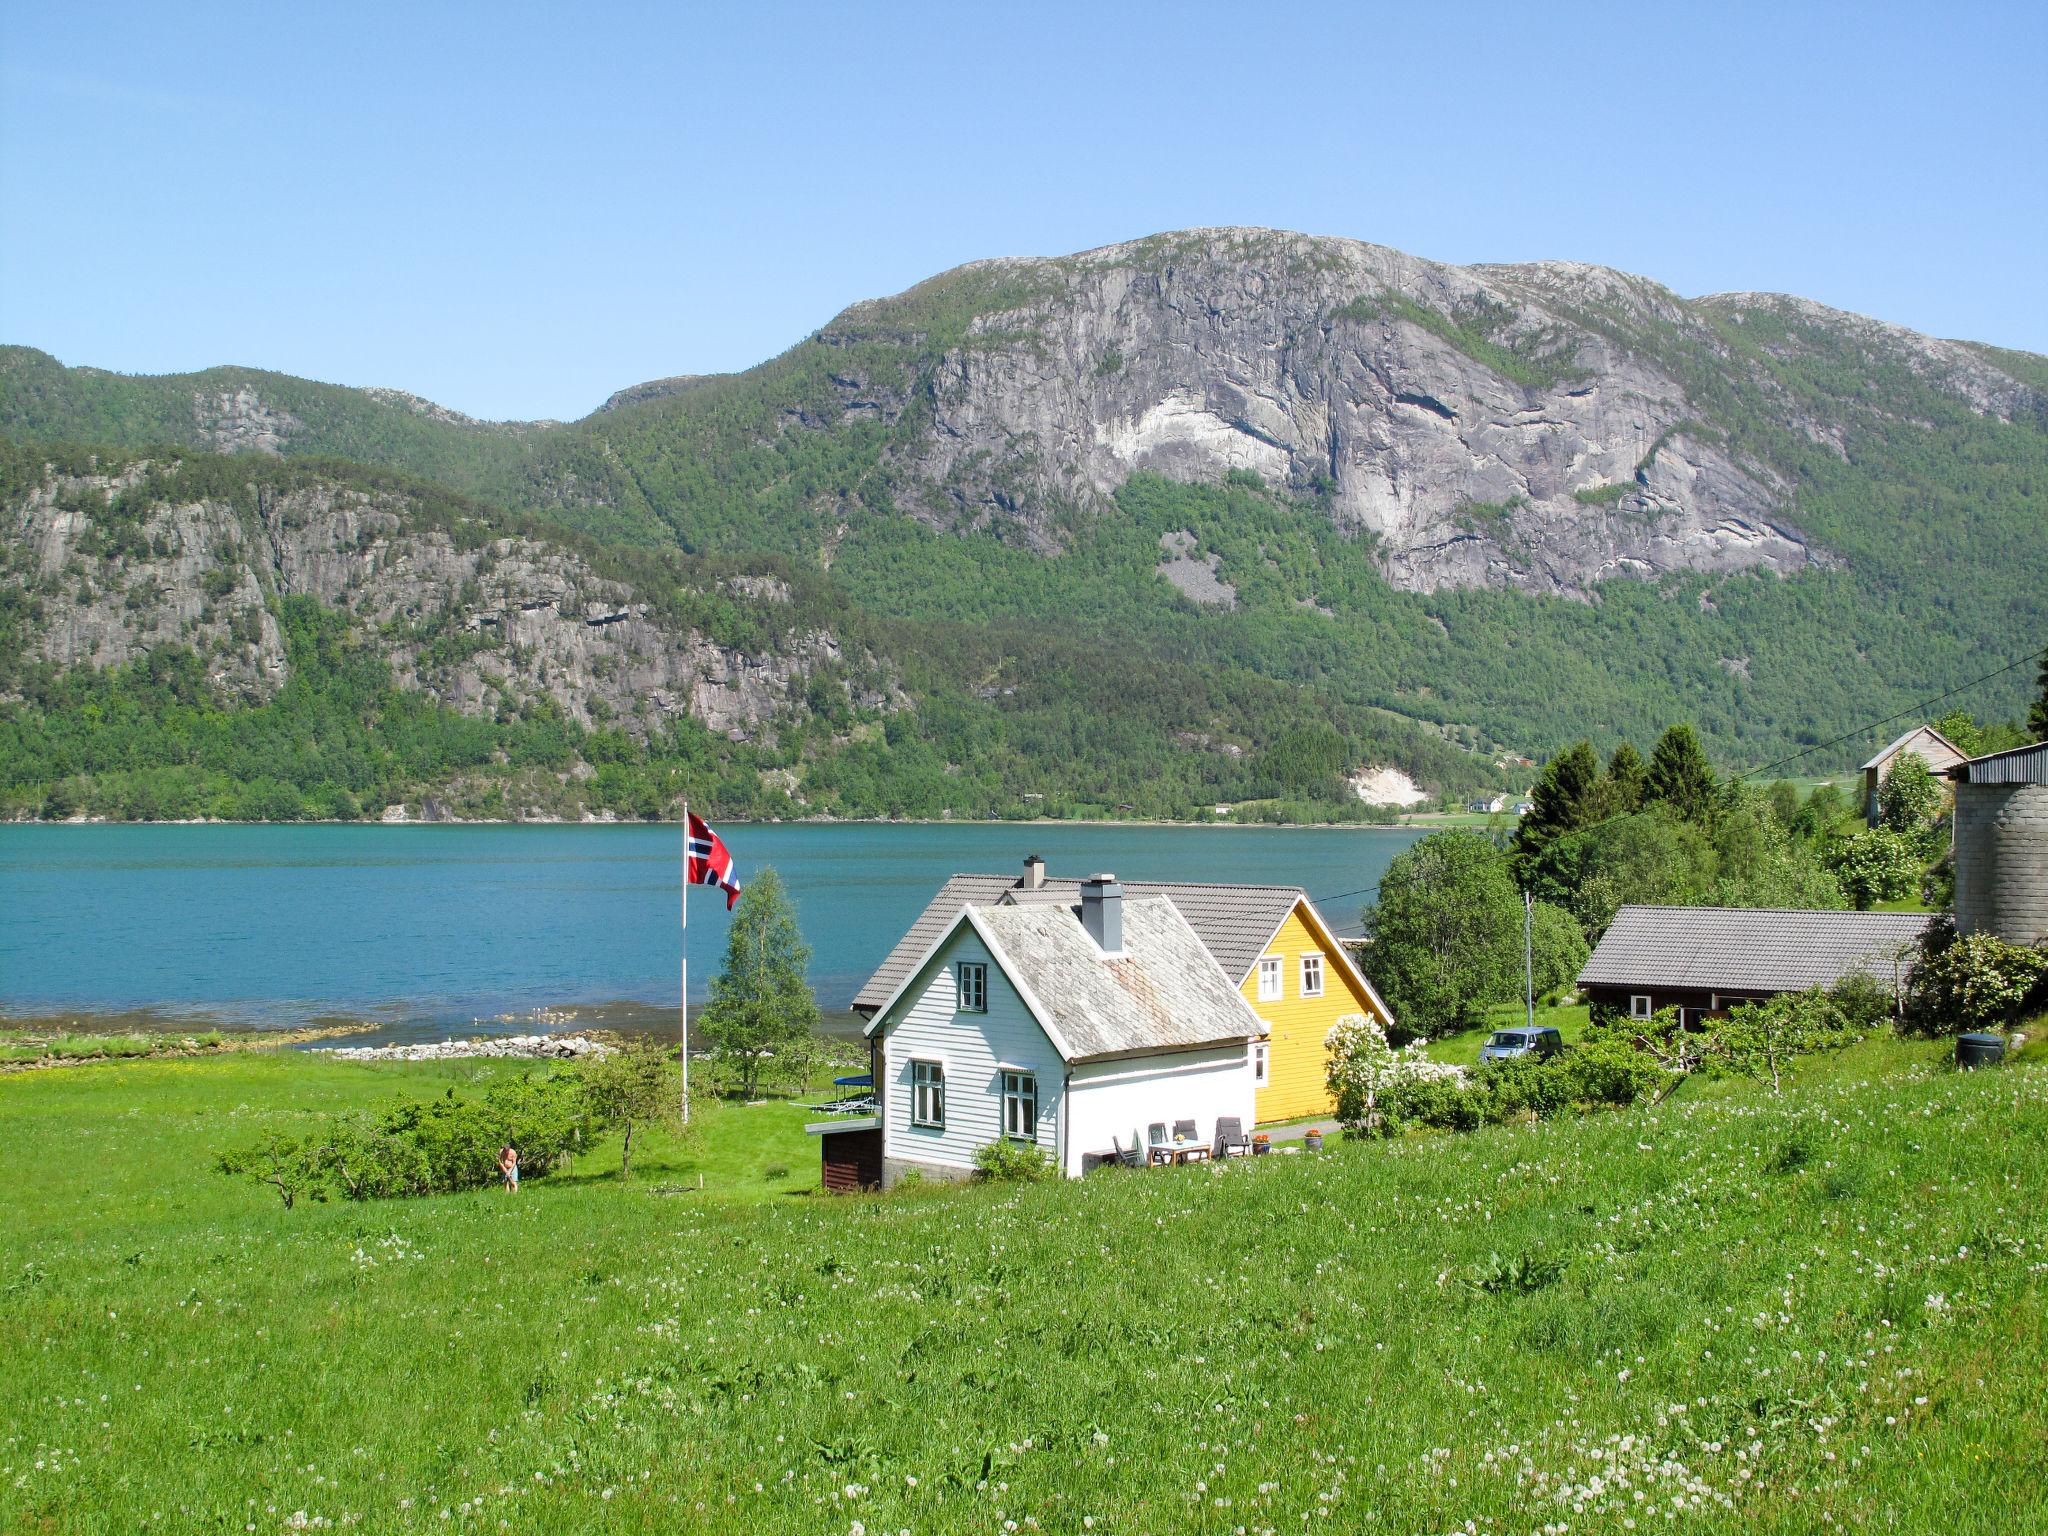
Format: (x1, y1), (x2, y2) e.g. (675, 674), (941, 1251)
(686, 811), (742, 910)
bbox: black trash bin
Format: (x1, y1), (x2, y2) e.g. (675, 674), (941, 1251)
(1956, 1032), (2007, 1069)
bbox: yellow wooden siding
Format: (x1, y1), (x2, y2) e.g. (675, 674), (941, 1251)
(1243, 904), (1387, 1123)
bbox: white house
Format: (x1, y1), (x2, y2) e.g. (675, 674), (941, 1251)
(859, 874), (1264, 1183)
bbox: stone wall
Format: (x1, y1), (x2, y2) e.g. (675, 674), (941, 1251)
(1954, 782), (2048, 945)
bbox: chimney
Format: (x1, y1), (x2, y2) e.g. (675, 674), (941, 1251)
(1080, 873), (1123, 954)
(1022, 855), (1046, 890)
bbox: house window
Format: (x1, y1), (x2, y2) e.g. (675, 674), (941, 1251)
(1257, 956), (1283, 1001)
(1252, 1041), (1270, 1086)
(1300, 953), (1324, 999)
(910, 1060), (945, 1128)
(1629, 994), (1653, 1020)
(1000, 1070), (1037, 1140)
(957, 962), (987, 1013)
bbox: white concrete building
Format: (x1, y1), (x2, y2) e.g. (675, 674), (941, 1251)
(861, 875), (1264, 1183)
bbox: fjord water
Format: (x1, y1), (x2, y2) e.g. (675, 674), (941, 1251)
(0, 823), (1422, 1039)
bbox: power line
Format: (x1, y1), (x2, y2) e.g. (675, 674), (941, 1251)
(1736, 642), (2048, 785)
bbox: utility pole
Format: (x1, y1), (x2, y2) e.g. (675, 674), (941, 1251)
(1523, 888), (1536, 1032)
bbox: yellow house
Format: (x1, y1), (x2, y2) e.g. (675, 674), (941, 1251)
(851, 858), (1397, 1126)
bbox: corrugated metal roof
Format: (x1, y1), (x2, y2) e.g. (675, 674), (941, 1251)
(1577, 905), (1934, 993)
(1948, 740), (2048, 786)
(970, 896), (1264, 1061)
(851, 873), (1302, 1013)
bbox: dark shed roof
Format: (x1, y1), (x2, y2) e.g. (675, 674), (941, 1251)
(1947, 741), (2048, 786)
(1578, 905), (1934, 994)
(851, 872), (1302, 1014)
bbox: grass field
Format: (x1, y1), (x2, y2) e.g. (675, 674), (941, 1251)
(3, 1039), (2046, 1533)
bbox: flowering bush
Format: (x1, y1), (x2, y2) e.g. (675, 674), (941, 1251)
(1325, 1013), (1465, 1137)
(1902, 924), (2048, 1035)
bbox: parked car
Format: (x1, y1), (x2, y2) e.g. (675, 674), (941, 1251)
(1477, 1026), (1563, 1063)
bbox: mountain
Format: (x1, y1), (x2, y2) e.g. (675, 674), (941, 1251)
(4, 229), (2046, 820)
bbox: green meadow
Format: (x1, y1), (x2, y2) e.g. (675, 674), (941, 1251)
(3, 1040), (2046, 1534)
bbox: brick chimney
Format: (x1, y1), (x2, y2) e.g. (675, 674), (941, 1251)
(1080, 873), (1123, 954)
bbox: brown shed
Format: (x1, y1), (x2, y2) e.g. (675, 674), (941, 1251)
(808, 1117), (882, 1193)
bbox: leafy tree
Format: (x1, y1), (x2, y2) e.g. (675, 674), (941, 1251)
(1877, 754), (1943, 837)
(1528, 899), (1591, 999)
(581, 1041), (678, 1180)
(1711, 989), (1862, 1092)
(1644, 724), (1719, 826)
(1511, 740), (1601, 875)
(1537, 809), (1718, 937)
(698, 867), (820, 1098)
(1823, 827), (1920, 909)
(215, 1131), (328, 1210)
(1360, 831), (1523, 1038)
(2030, 651), (2048, 740)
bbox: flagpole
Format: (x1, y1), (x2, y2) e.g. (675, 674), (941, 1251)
(680, 798), (691, 1126)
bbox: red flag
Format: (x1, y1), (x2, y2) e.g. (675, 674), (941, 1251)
(686, 811), (742, 910)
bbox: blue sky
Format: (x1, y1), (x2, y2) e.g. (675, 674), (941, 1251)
(3, 1), (2043, 421)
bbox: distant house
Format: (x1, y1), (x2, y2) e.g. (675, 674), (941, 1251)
(854, 876), (1266, 1182)
(853, 858), (1395, 1125)
(1947, 740), (2048, 945)
(1469, 795), (1507, 814)
(1513, 799), (1535, 816)
(1861, 726), (1966, 827)
(1578, 904), (1935, 1027)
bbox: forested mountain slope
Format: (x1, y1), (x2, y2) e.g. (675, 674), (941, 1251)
(5, 229), (2046, 818)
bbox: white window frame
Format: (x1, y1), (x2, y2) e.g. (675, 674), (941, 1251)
(1299, 953), (1324, 999)
(1252, 1040), (1270, 1086)
(1000, 1070), (1037, 1141)
(1256, 955), (1283, 1002)
(910, 1059), (945, 1129)
(1629, 993), (1653, 1020)
(956, 961), (987, 1014)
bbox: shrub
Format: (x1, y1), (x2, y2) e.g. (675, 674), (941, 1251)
(1823, 827), (1920, 909)
(971, 1139), (1057, 1182)
(215, 1131), (328, 1210)
(1326, 1013), (1464, 1136)
(1556, 1039), (1667, 1105)
(1902, 925), (2048, 1035)
(1828, 971), (1898, 1032)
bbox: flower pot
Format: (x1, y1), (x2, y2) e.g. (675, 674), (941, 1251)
(1252, 1140), (1270, 1156)
(1303, 1133), (1323, 1152)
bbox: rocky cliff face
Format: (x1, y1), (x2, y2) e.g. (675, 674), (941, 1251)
(4, 462), (867, 738)
(840, 230), (2038, 594)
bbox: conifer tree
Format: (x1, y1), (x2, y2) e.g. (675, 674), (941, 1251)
(1644, 724), (1719, 826)
(1603, 741), (1648, 816)
(699, 867), (820, 1100)
(1511, 740), (1601, 873)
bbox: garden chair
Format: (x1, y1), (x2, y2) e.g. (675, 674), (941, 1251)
(1111, 1135), (1146, 1170)
(1213, 1116), (1250, 1158)
(1172, 1118), (1197, 1143)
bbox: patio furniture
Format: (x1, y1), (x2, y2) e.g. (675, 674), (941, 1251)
(1149, 1141), (1210, 1166)
(1111, 1135), (1146, 1169)
(1172, 1118), (1197, 1143)
(1213, 1117), (1250, 1158)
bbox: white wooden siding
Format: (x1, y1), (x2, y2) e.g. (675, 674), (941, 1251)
(1065, 1044), (1254, 1176)
(877, 930), (1064, 1174)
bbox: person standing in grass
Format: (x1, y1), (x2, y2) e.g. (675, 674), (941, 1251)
(498, 1143), (519, 1192)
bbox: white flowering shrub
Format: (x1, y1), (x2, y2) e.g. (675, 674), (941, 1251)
(1325, 1013), (1464, 1137)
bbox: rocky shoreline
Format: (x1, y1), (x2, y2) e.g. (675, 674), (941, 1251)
(315, 1033), (613, 1063)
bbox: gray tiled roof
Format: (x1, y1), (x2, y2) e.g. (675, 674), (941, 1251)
(1578, 905), (1934, 993)
(969, 896), (1264, 1061)
(850, 873), (1302, 1013)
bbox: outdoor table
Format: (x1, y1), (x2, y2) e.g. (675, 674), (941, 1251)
(1149, 1143), (1210, 1166)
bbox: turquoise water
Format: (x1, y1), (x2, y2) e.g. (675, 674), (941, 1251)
(0, 823), (1422, 1037)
